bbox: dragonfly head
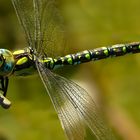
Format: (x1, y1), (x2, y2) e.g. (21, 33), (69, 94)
(0, 49), (15, 77)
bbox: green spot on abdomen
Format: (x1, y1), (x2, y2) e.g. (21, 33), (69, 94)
(123, 46), (126, 53)
(104, 49), (109, 56)
(85, 53), (90, 60)
(95, 51), (99, 55)
(67, 58), (73, 64)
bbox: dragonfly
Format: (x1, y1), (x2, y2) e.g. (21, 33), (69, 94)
(0, 0), (139, 139)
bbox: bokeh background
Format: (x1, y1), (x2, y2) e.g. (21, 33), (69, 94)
(0, 0), (140, 140)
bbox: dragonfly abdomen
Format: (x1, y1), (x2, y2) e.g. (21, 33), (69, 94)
(43, 42), (140, 70)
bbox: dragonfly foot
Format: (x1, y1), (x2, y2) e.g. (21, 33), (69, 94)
(0, 93), (11, 109)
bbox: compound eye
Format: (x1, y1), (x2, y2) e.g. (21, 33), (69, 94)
(0, 54), (4, 67)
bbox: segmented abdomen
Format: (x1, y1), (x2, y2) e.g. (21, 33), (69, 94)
(43, 42), (140, 69)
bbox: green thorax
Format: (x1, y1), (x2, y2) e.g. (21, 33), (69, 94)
(13, 48), (36, 76)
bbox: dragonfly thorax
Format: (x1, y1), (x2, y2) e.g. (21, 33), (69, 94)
(0, 49), (15, 77)
(13, 48), (36, 76)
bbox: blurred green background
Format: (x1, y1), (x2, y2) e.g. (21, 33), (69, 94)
(0, 0), (140, 140)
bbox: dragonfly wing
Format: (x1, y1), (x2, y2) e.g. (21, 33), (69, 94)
(36, 61), (114, 140)
(36, 61), (85, 140)
(11, 0), (65, 57)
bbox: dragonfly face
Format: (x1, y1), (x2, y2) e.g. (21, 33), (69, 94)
(0, 49), (15, 77)
(0, 49), (15, 109)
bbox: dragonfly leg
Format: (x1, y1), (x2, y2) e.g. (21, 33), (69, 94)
(0, 77), (4, 92)
(0, 77), (11, 109)
(0, 77), (9, 97)
(3, 77), (9, 97)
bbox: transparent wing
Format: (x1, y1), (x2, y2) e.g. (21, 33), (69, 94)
(11, 0), (65, 57)
(36, 61), (114, 140)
